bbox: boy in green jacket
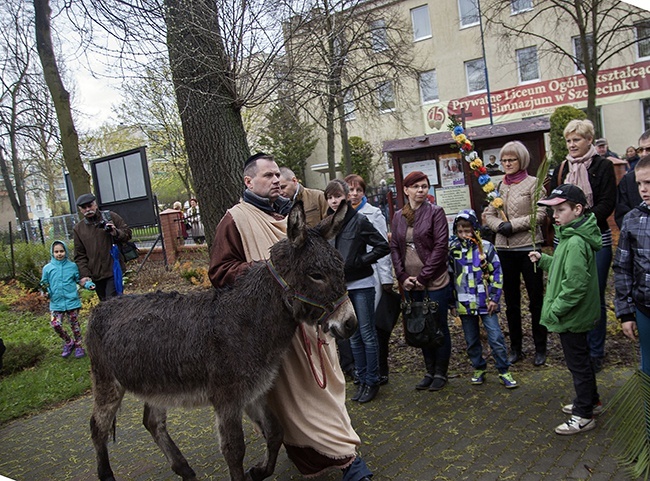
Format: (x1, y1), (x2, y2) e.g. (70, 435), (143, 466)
(529, 184), (602, 435)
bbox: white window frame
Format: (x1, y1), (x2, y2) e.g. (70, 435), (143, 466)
(465, 58), (487, 94)
(419, 69), (439, 104)
(572, 34), (593, 72)
(458, 0), (479, 28)
(516, 46), (540, 83)
(377, 80), (396, 113)
(410, 5), (432, 42)
(637, 22), (650, 60)
(370, 19), (388, 52)
(510, 0), (533, 15)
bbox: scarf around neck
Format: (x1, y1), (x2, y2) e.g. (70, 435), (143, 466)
(352, 196), (367, 212)
(565, 144), (597, 208)
(503, 169), (529, 185)
(242, 189), (292, 216)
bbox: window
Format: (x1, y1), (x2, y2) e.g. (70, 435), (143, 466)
(411, 5), (432, 41)
(344, 90), (356, 121)
(419, 70), (439, 104)
(377, 81), (395, 112)
(572, 34), (593, 72)
(465, 58), (486, 93)
(458, 0), (479, 28)
(643, 99), (650, 132)
(370, 19), (388, 52)
(511, 0), (533, 14)
(516, 46), (539, 83)
(637, 22), (650, 59)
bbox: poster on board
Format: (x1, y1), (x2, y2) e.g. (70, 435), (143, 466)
(439, 153), (465, 188)
(482, 148), (504, 176)
(402, 159), (439, 186)
(436, 185), (472, 215)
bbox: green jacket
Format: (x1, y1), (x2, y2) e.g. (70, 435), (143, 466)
(537, 213), (602, 333)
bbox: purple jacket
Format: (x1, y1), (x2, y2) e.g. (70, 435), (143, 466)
(390, 201), (449, 286)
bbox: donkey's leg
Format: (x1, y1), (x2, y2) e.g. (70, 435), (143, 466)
(243, 399), (283, 481)
(142, 403), (197, 481)
(90, 378), (125, 481)
(214, 405), (249, 481)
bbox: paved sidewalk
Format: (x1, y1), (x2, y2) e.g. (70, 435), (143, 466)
(0, 367), (635, 481)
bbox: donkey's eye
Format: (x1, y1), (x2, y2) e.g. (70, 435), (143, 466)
(309, 273), (324, 282)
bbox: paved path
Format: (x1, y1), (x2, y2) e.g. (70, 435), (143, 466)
(0, 368), (636, 481)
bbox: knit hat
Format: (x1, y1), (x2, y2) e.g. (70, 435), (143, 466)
(453, 209), (480, 233)
(403, 171), (429, 187)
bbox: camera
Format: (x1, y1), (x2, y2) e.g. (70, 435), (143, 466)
(96, 220), (112, 232)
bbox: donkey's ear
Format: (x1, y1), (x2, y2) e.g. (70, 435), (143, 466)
(287, 201), (307, 247)
(318, 201), (347, 241)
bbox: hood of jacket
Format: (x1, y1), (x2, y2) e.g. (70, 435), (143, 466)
(555, 212), (601, 251)
(50, 240), (71, 263)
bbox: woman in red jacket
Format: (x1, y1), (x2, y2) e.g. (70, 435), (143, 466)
(390, 171), (451, 391)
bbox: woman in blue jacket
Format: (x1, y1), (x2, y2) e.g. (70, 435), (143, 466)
(40, 241), (94, 358)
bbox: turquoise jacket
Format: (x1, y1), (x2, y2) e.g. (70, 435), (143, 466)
(537, 213), (602, 333)
(40, 241), (82, 312)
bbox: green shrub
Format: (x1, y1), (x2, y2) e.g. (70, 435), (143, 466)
(0, 241), (53, 283)
(549, 106), (587, 168)
(1, 340), (48, 375)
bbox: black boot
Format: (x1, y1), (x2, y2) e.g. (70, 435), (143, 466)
(508, 348), (523, 364)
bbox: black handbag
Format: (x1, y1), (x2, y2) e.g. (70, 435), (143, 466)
(401, 294), (444, 349)
(120, 241), (139, 262)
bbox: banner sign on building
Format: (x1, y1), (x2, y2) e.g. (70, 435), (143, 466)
(423, 60), (650, 132)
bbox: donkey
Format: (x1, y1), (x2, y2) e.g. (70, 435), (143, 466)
(86, 202), (357, 481)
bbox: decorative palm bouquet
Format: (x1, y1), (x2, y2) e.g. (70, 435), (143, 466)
(529, 156), (550, 272)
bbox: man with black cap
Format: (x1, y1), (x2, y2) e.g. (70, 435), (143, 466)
(208, 153), (373, 481)
(73, 193), (132, 300)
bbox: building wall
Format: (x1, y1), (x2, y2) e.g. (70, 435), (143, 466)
(301, 0), (649, 188)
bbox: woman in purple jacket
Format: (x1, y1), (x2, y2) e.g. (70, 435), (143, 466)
(390, 171), (451, 391)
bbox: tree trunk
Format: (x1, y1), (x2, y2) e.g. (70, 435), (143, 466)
(164, 0), (249, 246)
(33, 0), (91, 201)
(326, 98), (336, 180)
(336, 97), (352, 175)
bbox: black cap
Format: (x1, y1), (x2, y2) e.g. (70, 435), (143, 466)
(76, 193), (96, 206)
(244, 152), (270, 168)
(538, 184), (587, 207)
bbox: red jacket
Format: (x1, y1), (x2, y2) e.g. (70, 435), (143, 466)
(390, 201), (449, 286)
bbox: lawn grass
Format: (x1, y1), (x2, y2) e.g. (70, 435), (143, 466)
(0, 287), (97, 424)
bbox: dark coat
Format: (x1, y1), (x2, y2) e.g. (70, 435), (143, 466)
(615, 170), (642, 228)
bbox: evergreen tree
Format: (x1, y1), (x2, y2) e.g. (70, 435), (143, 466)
(549, 106), (587, 167)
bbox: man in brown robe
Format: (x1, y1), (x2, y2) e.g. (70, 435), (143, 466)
(208, 153), (372, 481)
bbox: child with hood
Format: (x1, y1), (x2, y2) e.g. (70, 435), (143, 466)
(40, 240), (95, 358)
(529, 184), (602, 435)
(449, 209), (518, 389)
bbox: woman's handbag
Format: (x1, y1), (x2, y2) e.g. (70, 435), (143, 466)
(119, 241), (139, 262)
(401, 294), (444, 349)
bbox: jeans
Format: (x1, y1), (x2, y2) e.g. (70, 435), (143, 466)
(587, 245), (612, 360)
(460, 313), (510, 373)
(636, 308), (650, 377)
(407, 286), (451, 378)
(348, 287), (379, 387)
(342, 455), (372, 481)
(559, 331), (600, 418)
(499, 250), (546, 353)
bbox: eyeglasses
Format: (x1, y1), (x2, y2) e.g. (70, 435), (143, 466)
(408, 184), (429, 191)
(637, 146), (650, 155)
(500, 158), (519, 164)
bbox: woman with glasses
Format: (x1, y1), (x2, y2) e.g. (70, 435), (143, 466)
(616, 130), (650, 227)
(390, 171), (452, 391)
(483, 141), (548, 366)
(550, 119), (617, 373)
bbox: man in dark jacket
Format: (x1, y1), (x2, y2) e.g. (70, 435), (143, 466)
(616, 129), (650, 228)
(73, 193), (131, 300)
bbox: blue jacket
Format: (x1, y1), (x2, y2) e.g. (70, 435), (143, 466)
(40, 241), (82, 312)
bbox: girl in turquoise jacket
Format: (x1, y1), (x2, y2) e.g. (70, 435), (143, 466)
(40, 241), (94, 358)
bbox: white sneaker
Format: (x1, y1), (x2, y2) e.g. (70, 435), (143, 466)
(555, 415), (596, 435)
(562, 401), (603, 416)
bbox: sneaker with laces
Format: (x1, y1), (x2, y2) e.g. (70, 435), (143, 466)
(74, 347), (85, 358)
(61, 341), (74, 358)
(498, 372), (518, 389)
(555, 415), (596, 435)
(562, 401), (603, 416)
(471, 370), (486, 385)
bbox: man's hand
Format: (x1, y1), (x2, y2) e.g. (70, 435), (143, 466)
(487, 300), (498, 315)
(105, 222), (117, 236)
(621, 320), (637, 340)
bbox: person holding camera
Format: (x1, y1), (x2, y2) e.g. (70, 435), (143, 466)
(73, 193), (132, 301)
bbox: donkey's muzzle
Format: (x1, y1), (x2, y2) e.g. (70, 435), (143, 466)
(324, 298), (357, 340)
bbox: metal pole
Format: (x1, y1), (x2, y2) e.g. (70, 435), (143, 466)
(477, 0), (494, 125)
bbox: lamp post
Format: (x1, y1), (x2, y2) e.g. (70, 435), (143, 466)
(477, 0), (494, 125)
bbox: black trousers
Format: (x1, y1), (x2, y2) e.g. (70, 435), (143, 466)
(559, 331), (600, 418)
(499, 249), (547, 353)
(95, 277), (118, 301)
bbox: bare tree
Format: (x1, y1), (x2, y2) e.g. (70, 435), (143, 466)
(34, 0), (91, 198)
(483, 0), (649, 130)
(282, 0), (418, 179)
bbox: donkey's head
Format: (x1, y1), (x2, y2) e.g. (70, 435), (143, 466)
(268, 201), (357, 339)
